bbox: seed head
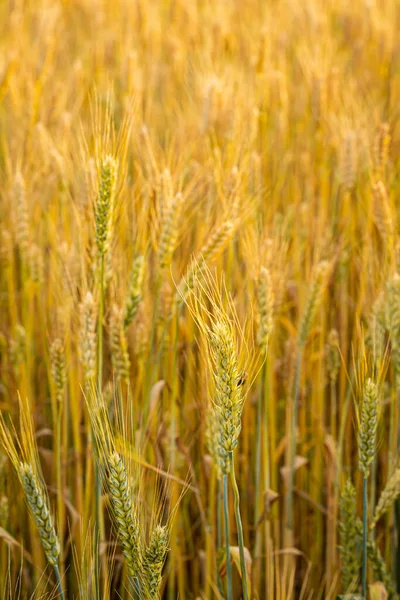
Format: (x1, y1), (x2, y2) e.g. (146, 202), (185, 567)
(257, 267), (274, 353)
(339, 480), (362, 591)
(107, 452), (142, 579)
(95, 155), (118, 257)
(209, 320), (244, 474)
(358, 378), (378, 478)
(123, 254), (145, 330)
(110, 305), (131, 383)
(298, 261), (330, 347)
(79, 292), (97, 382)
(19, 463), (60, 566)
(50, 338), (67, 403)
(144, 524), (169, 599)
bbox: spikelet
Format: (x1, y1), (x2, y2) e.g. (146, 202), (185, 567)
(209, 320), (244, 474)
(110, 304), (130, 383)
(374, 123), (391, 181)
(13, 171), (29, 259)
(107, 452), (142, 579)
(298, 261), (330, 347)
(339, 480), (362, 591)
(372, 181), (394, 251)
(95, 155), (118, 257)
(78, 292), (97, 382)
(340, 130), (357, 191)
(123, 254), (145, 330)
(27, 243), (44, 284)
(385, 274), (400, 377)
(358, 378), (378, 478)
(326, 329), (340, 383)
(19, 463), (60, 566)
(257, 266), (274, 353)
(143, 524), (169, 599)
(158, 192), (184, 270)
(9, 324), (26, 368)
(371, 469), (400, 528)
(50, 339), (67, 403)
(367, 535), (398, 600)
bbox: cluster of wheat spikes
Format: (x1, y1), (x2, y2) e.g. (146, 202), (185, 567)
(2, 0), (400, 598)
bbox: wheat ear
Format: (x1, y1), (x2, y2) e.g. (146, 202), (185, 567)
(143, 524), (169, 599)
(257, 266), (274, 353)
(110, 304), (131, 384)
(95, 155), (118, 257)
(123, 254), (145, 330)
(371, 469), (400, 528)
(367, 535), (398, 600)
(107, 452), (142, 580)
(339, 480), (362, 592)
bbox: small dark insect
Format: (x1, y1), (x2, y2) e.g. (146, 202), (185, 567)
(237, 371), (247, 387)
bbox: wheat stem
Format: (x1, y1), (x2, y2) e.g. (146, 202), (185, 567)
(223, 474), (233, 600)
(362, 476), (368, 598)
(229, 452), (248, 600)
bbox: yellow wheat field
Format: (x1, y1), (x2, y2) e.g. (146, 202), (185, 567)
(0, 0), (400, 598)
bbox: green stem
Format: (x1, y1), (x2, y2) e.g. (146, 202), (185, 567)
(230, 453), (249, 600)
(94, 254), (105, 600)
(223, 474), (233, 600)
(53, 564), (65, 600)
(362, 476), (368, 598)
(286, 348), (303, 533)
(217, 477), (224, 595)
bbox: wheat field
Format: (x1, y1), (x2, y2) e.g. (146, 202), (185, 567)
(0, 0), (400, 598)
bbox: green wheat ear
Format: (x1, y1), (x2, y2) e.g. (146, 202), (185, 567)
(210, 319), (244, 475)
(123, 254), (145, 330)
(371, 468), (400, 528)
(358, 378), (378, 478)
(144, 524), (169, 599)
(339, 480), (362, 592)
(19, 463), (60, 566)
(95, 155), (118, 257)
(107, 451), (142, 580)
(367, 535), (398, 600)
